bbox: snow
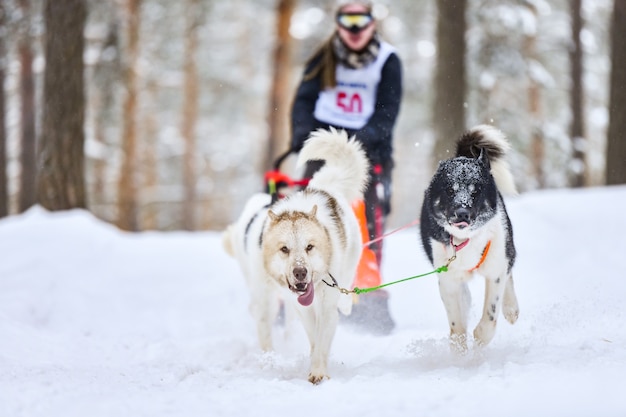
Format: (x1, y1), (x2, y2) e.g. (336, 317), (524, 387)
(1, 186), (625, 417)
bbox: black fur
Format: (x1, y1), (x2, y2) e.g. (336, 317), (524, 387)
(420, 128), (516, 273)
(243, 203), (272, 251)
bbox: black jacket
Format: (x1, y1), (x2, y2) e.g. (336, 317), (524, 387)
(290, 51), (402, 166)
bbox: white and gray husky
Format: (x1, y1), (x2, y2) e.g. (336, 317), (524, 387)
(222, 128), (368, 383)
(420, 125), (519, 351)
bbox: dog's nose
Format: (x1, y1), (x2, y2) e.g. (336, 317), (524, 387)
(454, 207), (471, 222)
(293, 266), (307, 282)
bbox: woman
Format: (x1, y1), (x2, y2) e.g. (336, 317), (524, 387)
(290, 2), (402, 334)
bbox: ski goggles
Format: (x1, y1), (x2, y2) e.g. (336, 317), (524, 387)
(336, 12), (373, 33)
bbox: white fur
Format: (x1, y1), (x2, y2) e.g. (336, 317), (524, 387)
(222, 193), (279, 350)
(297, 127), (370, 202)
(222, 128), (368, 384)
(431, 213), (519, 351)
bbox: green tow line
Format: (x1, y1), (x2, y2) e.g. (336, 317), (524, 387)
(323, 258), (454, 295)
(352, 264), (449, 294)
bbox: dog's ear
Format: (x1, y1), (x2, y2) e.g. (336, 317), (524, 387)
(308, 205), (318, 217)
(267, 210), (278, 222)
(478, 148), (491, 169)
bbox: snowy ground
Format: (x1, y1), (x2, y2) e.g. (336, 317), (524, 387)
(1, 186), (625, 417)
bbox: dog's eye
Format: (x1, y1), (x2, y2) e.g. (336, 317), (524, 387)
(280, 246), (290, 254)
(306, 244), (314, 252)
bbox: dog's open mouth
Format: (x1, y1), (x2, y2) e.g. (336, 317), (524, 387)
(289, 282), (315, 307)
(451, 221), (469, 229)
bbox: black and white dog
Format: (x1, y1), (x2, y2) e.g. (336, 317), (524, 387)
(420, 125), (519, 351)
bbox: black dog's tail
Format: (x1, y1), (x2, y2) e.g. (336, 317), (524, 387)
(457, 124), (517, 195)
(456, 124), (509, 160)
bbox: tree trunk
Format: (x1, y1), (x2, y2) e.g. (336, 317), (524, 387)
(18, 0), (37, 212)
(181, 0), (201, 231)
(141, 80), (158, 230)
(37, 0), (87, 210)
(92, 22), (121, 216)
(0, 0), (7, 217)
(606, 0), (626, 185)
(524, 4), (545, 188)
(569, 0), (587, 187)
(117, 0), (141, 231)
(265, 0), (294, 171)
(433, 0), (467, 162)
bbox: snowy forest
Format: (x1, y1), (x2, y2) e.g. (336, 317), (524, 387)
(0, 0), (625, 231)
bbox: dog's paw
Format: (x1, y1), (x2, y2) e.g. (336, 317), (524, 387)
(503, 305), (519, 324)
(503, 275), (519, 324)
(308, 373), (329, 385)
(473, 320), (496, 346)
(449, 333), (468, 354)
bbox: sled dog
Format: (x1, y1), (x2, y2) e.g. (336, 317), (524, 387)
(420, 125), (519, 351)
(222, 128), (368, 383)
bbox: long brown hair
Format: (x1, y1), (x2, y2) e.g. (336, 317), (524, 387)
(302, 37), (337, 89)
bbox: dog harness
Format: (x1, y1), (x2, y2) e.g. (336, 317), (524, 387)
(449, 236), (492, 272)
(468, 240), (491, 272)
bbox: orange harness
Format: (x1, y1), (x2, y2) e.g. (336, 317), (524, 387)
(468, 240), (491, 272)
(449, 236), (492, 272)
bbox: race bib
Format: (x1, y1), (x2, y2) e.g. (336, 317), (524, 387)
(314, 42), (395, 130)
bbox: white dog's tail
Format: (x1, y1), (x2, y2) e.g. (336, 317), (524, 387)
(297, 127), (370, 202)
(456, 124), (517, 196)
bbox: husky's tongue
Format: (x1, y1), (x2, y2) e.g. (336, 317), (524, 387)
(297, 284), (314, 306)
